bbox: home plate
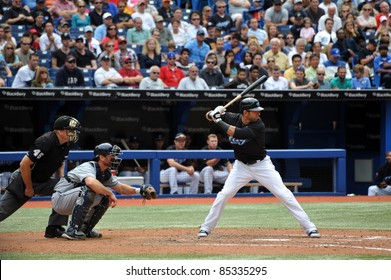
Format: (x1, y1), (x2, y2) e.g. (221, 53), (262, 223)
(252, 239), (290, 242)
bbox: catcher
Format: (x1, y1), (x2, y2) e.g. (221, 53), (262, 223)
(51, 142), (156, 240)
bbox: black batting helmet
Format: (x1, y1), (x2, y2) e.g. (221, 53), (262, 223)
(53, 115), (81, 143)
(239, 98), (264, 113)
(94, 143), (123, 171)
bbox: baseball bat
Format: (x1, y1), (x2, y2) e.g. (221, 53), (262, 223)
(120, 139), (141, 168)
(223, 75), (268, 109)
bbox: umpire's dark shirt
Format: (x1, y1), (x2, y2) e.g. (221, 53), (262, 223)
(27, 131), (72, 182)
(222, 112), (266, 164)
(375, 162), (391, 187)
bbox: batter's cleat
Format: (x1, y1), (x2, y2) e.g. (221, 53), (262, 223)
(62, 228), (86, 240)
(198, 230), (209, 237)
(308, 230), (321, 238)
(44, 225), (65, 238)
(86, 229), (102, 238)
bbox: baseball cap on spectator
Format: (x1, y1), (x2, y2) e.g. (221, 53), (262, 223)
(100, 54), (110, 61)
(273, 0), (282, 4)
(167, 52), (176, 59)
(75, 35), (85, 43)
(197, 30), (205, 36)
(254, 0), (262, 2)
(175, 133), (186, 140)
(61, 33), (71, 40)
(294, 0), (302, 3)
(103, 12), (112, 19)
(118, 36), (127, 42)
(380, 16), (387, 23)
(60, 21), (70, 27)
(229, 27), (238, 33)
(331, 48), (341, 57)
(138, 0), (146, 5)
(368, 38), (377, 46)
(122, 56), (132, 63)
(155, 15), (164, 22)
(36, 0), (45, 4)
(29, 28), (40, 35)
(295, 65), (305, 72)
(66, 54), (76, 63)
(206, 22), (215, 29)
(295, 12), (304, 19)
(84, 25), (93, 33)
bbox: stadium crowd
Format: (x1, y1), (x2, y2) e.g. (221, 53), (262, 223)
(0, 0), (390, 89)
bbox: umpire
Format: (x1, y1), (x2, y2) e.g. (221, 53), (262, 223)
(0, 115), (81, 239)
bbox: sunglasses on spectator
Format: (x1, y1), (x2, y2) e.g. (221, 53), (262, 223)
(6, 47), (14, 50)
(106, 44), (114, 47)
(317, 73), (325, 75)
(79, 5), (85, 8)
(191, 18), (200, 21)
(206, 61), (214, 64)
(152, 71), (160, 74)
(41, 72), (48, 74)
(267, 59), (274, 62)
(109, 28), (117, 30)
(68, 60), (76, 63)
(217, 6), (226, 8)
(124, 60), (132, 64)
(95, 1), (102, 3)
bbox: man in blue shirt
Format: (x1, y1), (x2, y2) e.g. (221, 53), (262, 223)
(184, 30), (211, 64)
(373, 44), (391, 88)
(223, 33), (245, 63)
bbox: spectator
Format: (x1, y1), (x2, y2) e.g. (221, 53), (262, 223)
(373, 44), (391, 88)
(204, 22), (216, 50)
(139, 65), (166, 89)
(332, 27), (359, 66)
(288, 0), (308, 25)
(220, 49), (241, 78)
(287, 38), (307, 66)
(134, 0), (158, 17)
(375, 1), (391, 28)
(177, 64), (209, 90)
(29, 13), (44, 35)
(289, 65), (315, 89)
(252, 53), (269, 78)
(56, 20), (72, 39)
(318, 5), (342, 32)
(154, 16), (174, 47)
(224, 68), (249, 89)
(84, 25), (102, 56)
(186, 11), (207, 41)
(71, 0), (91, 28)
(210, 0), (234, 34)
(304, 0), (325, 30)
(55, 54), (85, 87)
(11, 52), (39, 87)
(89, 0), (104, 28)
(311, 41), (328, 64)
(97, 41), (121, 69)
(118, 56), (143, 87)
(310, 65), (331, 89)
(101, 24), (120, 52)
(175, 48), (195, 76)
(264, 0), (289, 28)
(73, 36), (97, 70)
(102, 0), (118, 17)
(158, 0), (174, 24)
(356, 3), (377, 32)
(282, 32), (296, 55)
(31, 66), (54, 88)
(115, 36), (139, 70)
(113, 0), (133, 30)
(228, 0), (251, 30)
(132, 0), (155, 30)
(264, 38), (290, 71)
(319, 0), (338, 15)
(51, 33), (74, 69)
(240, 51), (254, 70)
(39, 21), (62, 51)
(126, 17), (151, 45)
(3, 0), (34, 25)
(264, 65), (289, 90)
(48, 0), (77, 21)
(0, 41), (22, 75)
(167, 8), (189, 34)
(343, 19), (364, 51)
(94, 53), (123, 87)
(207, 37), (225, 67)
(323, 48), (352, 79)
(368, 151), (391, 196)
(284, 53), (302, 81)
(0, 59), (12, 86)
(138, 37), (162, 69)
(170, 18), (188, 47)
(358, 38), (378, 78)
(31, 0), (52, 23)
(199, 133), (232, 194)
(94, 12), (113, 42)
(2, 24), (17, 46)
(160, 132), (200, 195)
(246, 38), (263, 58)
(351, 64), (372, 89)
(224, 32), (245, 63)
(247, 65), (263, 87)
(184, 30), (210, 64)
(305, 53), (320, 81)
(300, 17), (315, 45)
(159, 51), (185, 87)
(201, 5), (213, 28)
(248, 17), (268, 46)
(375, 15), (389, 40)
(330, 65), (352, 89)
(199, 54), (224, 88)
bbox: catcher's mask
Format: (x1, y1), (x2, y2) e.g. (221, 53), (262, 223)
(240, 98), (264, 113)
(94, 143), (123, 171)
(53, 115), (81, 143)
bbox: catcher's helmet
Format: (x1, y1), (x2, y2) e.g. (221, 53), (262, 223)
(53, 115), (81, 143)
(94, 143), (123, 171)
(239, 98), (264, 113)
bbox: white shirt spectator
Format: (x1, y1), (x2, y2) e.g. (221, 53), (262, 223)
(139, 77), (165, 89)
(313, 30), (337, 47)
(131, 12), (155, 30)
(94, 67), (123, 87)
(177, 76), (209, 90)
(39, 33), (62, 51)
(318, 14), (342, 32)
(264, 76), (289, 90)
(11, 65), (36, 88)
(318, 2), (338, 15)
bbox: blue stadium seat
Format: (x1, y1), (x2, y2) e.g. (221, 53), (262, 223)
(277, 25), (292, 36)
(139, 68), (150, 77)
(36, 50), (51, 60)
(49, 68), (60, 80)
(70, 27), (85, 39)
(40, 58), (51, 68)
(5, 76), (15, 87)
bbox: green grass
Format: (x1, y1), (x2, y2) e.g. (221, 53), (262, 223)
(1, 201), (390, 260)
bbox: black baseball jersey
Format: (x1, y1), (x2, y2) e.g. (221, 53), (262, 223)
(161, 145), (193, 170)
(375, 162), (391, 187)
(221, 112), (266, 164)
(26, 131), (72, 182)
(199, 145), (229, 171)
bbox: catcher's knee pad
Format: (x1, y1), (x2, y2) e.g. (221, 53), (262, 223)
(81, 196), (109, 234)
(70, 187), (97, 230)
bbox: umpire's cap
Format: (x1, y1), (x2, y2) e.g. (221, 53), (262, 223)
(240, 98), (264, 113)
(54, 115), (81, 131)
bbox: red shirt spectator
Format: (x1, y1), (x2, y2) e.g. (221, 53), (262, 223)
(159, 52), (185, 87)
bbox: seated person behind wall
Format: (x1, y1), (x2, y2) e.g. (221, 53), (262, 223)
(199, 134), (232, 194)
(139, 65), (166, 89)
(118, 136), (148, 181)
(368, 151), (391, 196)
(160, 133), (200, 194)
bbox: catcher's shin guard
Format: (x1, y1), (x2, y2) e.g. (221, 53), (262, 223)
(81, 195), (109, 234)
(69, 186), (96, 231)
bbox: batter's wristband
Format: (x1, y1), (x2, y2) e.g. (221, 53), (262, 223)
(216, 120), (230, 133)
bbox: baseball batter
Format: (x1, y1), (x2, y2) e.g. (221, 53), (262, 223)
(51, 143), (156, 240)
(198, 98), (320, 238)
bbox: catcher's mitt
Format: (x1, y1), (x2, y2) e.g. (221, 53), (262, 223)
(140, 184), (157, 201)
(384, 176), (391, 185)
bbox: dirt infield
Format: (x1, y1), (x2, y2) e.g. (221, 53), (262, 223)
(1, 196), (391, 257)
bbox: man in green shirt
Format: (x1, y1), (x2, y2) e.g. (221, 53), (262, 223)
(330, 65), (352, 89)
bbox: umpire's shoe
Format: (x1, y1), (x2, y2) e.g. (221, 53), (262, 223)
(86, 229), (102, 238)
(62, 227), (86, 240)
(44, 225), (66, 238)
